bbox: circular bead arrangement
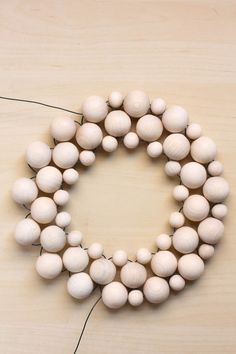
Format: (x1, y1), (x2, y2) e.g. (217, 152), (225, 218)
(12, 91), (229, 310)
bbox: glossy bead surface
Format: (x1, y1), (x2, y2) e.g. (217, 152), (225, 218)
(76, 122), (103, 150)
(52, 142), (79, 169)
(136, 114), (163, 142)
(163, 134), (190, 161)
(82, 96), (108, 123)
(123, 90), (150, 118)
(26, 141), (51, 169)
(105, 110), (131, 137)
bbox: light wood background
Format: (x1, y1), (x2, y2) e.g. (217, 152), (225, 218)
(1, 1), (236, 353)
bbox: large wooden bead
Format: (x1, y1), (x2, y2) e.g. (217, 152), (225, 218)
(36, 166), (62, 193)
(31, 197), (57, 224)
(102, 282), (128, 309)
(143, 277), (170, 304)
(169, 211), (185, 228)
(102, 136), (118, 153)
(155, 234), (172, 250)
(169, 274), (185, 291)
(151, 98), (166, 115)
(26, 141), (51, 169)
(63, 247), (89, 272)
(123, 90), (150, 118)
(136, 115), (163, 142)
(172, 185), (189, 202)
(186, 123), (202, 140)
(67, 273), (94, 300)
(36, 253), (63, 279)
(120, 262), (147, 288)
(198, 217), (224, 244)
(183, 195), (210, 222)
(136, 248), (152, 265)
(50, 117), (77, 142)
(173, 226), (199, 254)
(207, 160), (223, 176)
(180, 162), (207, 189)
(128, 290), (144, 307)
(88, 243), (104, 259)
(76, 122), (103, 149)
(203, 177), (229, 203)
(164, 161), (181, 177)
(55, 211), (71, 228)
(63, 168), (79, 185)
(89, 258), (116, 285)
(53, 190), (69, 206)
(40, 225), (66, 252)
(211, 204), (228, 220)
(147, 142), (162, 158)
(79, 150), (96, 166)
(151, 251), (177, 277)
(163, 134), (190, 161)
(53, 142), (79, 169)
(12, 177), (38, 205)
(198, 244), (215, 260)
(112, 250), (128, 267)
(104, 110), (131, 137)
(82, 96), (108, 123)
(123, 132), (139, 149)
(14, 218), (41, 246)
(191, 136), (216, 164)
(178, 254), (204, 280)
(162, 106), (188, 133)
(108, 91), (124, 108)
(67, 230), (83, 246)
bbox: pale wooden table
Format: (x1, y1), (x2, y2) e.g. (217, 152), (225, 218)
(1, 1), (236, 353)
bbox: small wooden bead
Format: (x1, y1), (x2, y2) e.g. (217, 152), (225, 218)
(31, 197), (57, 224)
(143, 277), (170, 304)
(108, 91), (124, 108)
(198, 244), (215, 260)
(67, 273), (94, 300)
(112, 250), (128, 267)
(26, 141), (51, 169)
(82, 96), (108, 123)
(102, 136), (118, 152)
(162, 106), (188, 133)
(203, 177), (229, 203)
(172, 185), (189, 202)
(89, 258), (116, 285)
(155, 234), (172, 250)
(67, 230), (83, 246)
(63, 168), (79, 185)
(53, 190), (69, 206)
(180, 162), (207, 189)
(151, 251), (177, 277)
(104, 110), (131, 137)
(14, 218), (41, 246)
(173, 226), (199, 254)
(136, 115), (163, 142)
(169, 211), (185, 229)
(191, 136), (216, 164)
(63, 247), (89, 272)
(36, 253), (63, 279)
(198, 217), (224, 244)
(128, 290), (144, 307)
(136, 248), (152, 265)
(12, 177), (38, 205)
(40, 225), (66, 252)
(53, 142), (79, 169)
(211, 204), (228, 220)
(163, 134), (190, 161)
(186, 123), (202, 140)
(164, 161), (181, 177)
(55, 211), (71, 228)
(102, 281), (128, 309)
(123, 90), (150, 118)
(178, 254), (204, 281)
(151, 98), (166, 115)
(147, 142), (163, 158)
(80, 150), (96, 166)
(36, 166), (62, 193)
(88, 243), (104, 259)
(207, 160), (223, 176)
(120, 262), (147, 288)
(76, 122), (103, 149)
(183, 195), (210, 222)
(50, 116), (77, 142)
(169, 275), (185, 291)
(123, 132), (139, 149)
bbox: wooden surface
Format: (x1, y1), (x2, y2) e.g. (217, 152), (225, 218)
(1, 1), (236, 353)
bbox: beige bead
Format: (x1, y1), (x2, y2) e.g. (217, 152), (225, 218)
(169, 274), (185, 291)
(26, 141), (51, 169)
(89, 258), (116, 285)
(108, 91), (124, 108)
(40, 225), (66, 252)
(12, 177), (38, 205)
(178, 254), (204, 281)
(173, 226), (199, 254)
(123, 132), (139, 149)
(31, 197), (57, 224)
(186, 123), (202, 140)
(67, 273), (94, 300)
(147, 141), (163, 158)
(123, 90), (150, 118)
(151, 251), (177, 277)
(82, 96), (108, 123)
(88, 243), (104, 259)
(211, 204), (228, 220)
(136, 115), (163, 142)
(191, 136), (216, 164)
(183, 195), (210, 222)
(53, 190), (69, 206)
(128, 290), (144, 307)
(151, 98), (166, 115)
(53, 142), (79, 169)
(143, 277), (170, 304)
(67, 230), (83, 246)
(36, 253), (63, 279)
(80, 150), (96, 166)
(203, 177), (229, 203)
(120, 262), (147, 288)
(112, 250), (128, 267)
(76, 122), (103, 150)
(172, 185), (189, 202)
(63, 168), (79, 185)
(102, 281), (128, 309)
(163, 134), (190, 161)
(180, 162), (207, 189)
(63, 247), (89, 272)
(105, 110), (131, 137)
(198, 217), (224, 244)
(55, 211), (71, 228)
(50, 116), (77, 142)
(169, 211), (185, 228)
(198, 244), (215, 260)
(207, 160), (223, 176)
(102, 136), (118, 153)
(136, 248), (152, 265)
(162, 106), (188, 133)
(164, 161), (181, 177)
(155, 234), (172, 250)
(14, 218), (41, 246)
(36, 166), (62, 193)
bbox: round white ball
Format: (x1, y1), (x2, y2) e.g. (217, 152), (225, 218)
(80, 150), (96, 166)
(123, 132), (139, 149)
(89, 258), (116, 285)
(169, 211), (185, 228)
(203, 177), (229, 203)
(53, 142), (79, 169)
(183, 194), (210, 222)
(169, 275), (185, 291)
(76, 122), (103, 150)
(67, 273), (94, 300)
(173, 226), (199, 254)
(136, 248), (152, 265)
(143, 277), (170, 304)
(31, 197), (57, 224)
(67, 230), (83, 246)
(63, 247), (89, 272)
(63, 169), (79, 185)
(112, 250), (128, 267)
(123, 90), (150, 118)
(40, 225), (66, 252)
(208, 160), (223, 176)
(162, 106), (188, 133)
(163, 134), (190, 161)
(120, 262), (147, 288)
(136, 115), (163, 142)
(102, 136), (118, 153)
(36, 166), (62, 193)
(191, 136), (216, 164)
(102, 281), (128, 309)
(178, 254), (204, 281)
(172, 185), (189, 202)
(180, 162), (207, 189)
(128, 290), (144, 307)
(186, 123), (202, 140)
(198, 244), (215, 260)
(104, 110), (131, 137)
(155, 234), (172, 250)
(198, 217), (224, 245)
(14, 218), (41, 246)
(88, 243), (104, 259)
(50, 116), (77, 142)
(53, 190), (69, 206)
(26, 141), (51, 169)
(151, 98), (166, 115)
(151, 251), (177, 277)
(211, 204), (228, 220)
(165, 161), (181, 177)
(36, 253), (62, 279)
(12, 177), (38, 205)
(82, 96), (108, 123)
(147, 142), (163, 158)
(108, 91), (124, 108)
(55, 211), (71, 228)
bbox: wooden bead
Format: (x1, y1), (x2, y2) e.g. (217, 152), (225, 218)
(80, 150), (96, 166)
(82, 96), (108, 123)
(183, 194), (210, 222)
(147, 141), (162, 158)
(50, 116), (76, 141)
(162, 106), (188, 133)
(89, 258), (116, 285)
(198, 217), (224, 244)
(40, 225), (66, 252)
(198, 244), (215, 260)
(136, 115), (163, 142)
(53, 190), (69, 206)
(14, 218), (41, 246)
(163, 134), (190, 161)
(55, 211), (71, 228)
(76, 122), (103, 149)
(120, 262), (147, 288)
(151, 251), (177, 277)
(169, 211), (185, 228)
(108, 91), (124, 108)
(128, 290), (144, 307)
(36, 166), (62, 193)
(67, 230), (83, 246)
(136, 248), (152, 265)
(63, 247), (89, 272)
(178, 254), (204, 281)
(88, 243), (104, 259)
(31, 197), (57, 224)
(203, 177), (229, 203)
(180, 162), (207, 189)
(173, 226), (199, 254)
(104, 110), (131, 137)
(102, 281), (128, 309)
(63, 168), (79, 185)
(53, 142), (79, 169)
(211, 204), (228, 220)
(155, 234), (172, 250)
(67, 273), (94, 300)
(191, 136), (216, 164)
(151, 98), (166, 115)
(26, 141), (51, 169)
(164, 161), (181, 177)
(123, 90), (150, 118)
(172, 185), (189, 202)
(169, 274), (185, 291)
(112, 250), (128, 267)
(36, 253), (62, 279)
(102, 136), (118, 152)
(12, 177), (38, 205)
(208, 160), (223, 176)
(123, 132), (139, 149)
(186, 123), (202, 140)
(143, 276), (170, 304)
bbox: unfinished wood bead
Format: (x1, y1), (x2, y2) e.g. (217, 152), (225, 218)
(123, 90), (150, 118)
(191, 136), (216, 164)
(162, 106), (188, 133)
(180, 162), (207, 189)
(31, 197), (57, 224)
(89, 258), (116, 285)
(88, 243), (104, 259)
(82, 96), (108, 123)
(136, 248), (152, 265)
(136, 114), (163, 142)
(67, 273), (94, 300)
(147, 141), (162, 158)
(108, 91), (124, 108)
(105, 110), (131, 137)
(102, 282), (128, 309)
(120, 262), (147, 288)
(198, 217), (224, 244)
(67, 230), (83, 246)
(26, 141), (51, 169)
(128, 290), (144, 307)
(53, 142), (79, 169)
(63, 247), (89, 272)
(151, 251), (177, 277)
(53, 190), (69, 206)
(163, 134), (190, 161)
(79, 150), (96, 166)
(169, 275), (185, 291)
(102, 136), (118, 152)
(123, 132), (139, 149)
(50, 116), (77, 142)
(151, 98), (166, 115)
(55, 211), (71, 228)
(198, 244), (215, 260)
(172, 185), (189, 202)
(203, 177), (229, 203)
(183, 195), (210, 222)
(76, 122), (103, 150)
(143, 276), (170, 304)
(164, 161), (181, 177)
(63, 168), (79, 185)
(186, 123), (202, 140)
(155, 234), (172, 250)
(207, 160), (223, 176)
(178, 254), (204, 280)
(112, 250), (128, 267)
(36, 253), (63, 279)
(14, 218), (41, 246)
(12, 177), (38, 205)
(173, 226), (199, 254)
(211, 204), (228, 220)
(36, 166), (62, 193)
(169, 211), (185, 228)
(40, 225), (66, 252)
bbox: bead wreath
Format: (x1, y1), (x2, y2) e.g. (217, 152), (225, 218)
(12, 90), (229, 309)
